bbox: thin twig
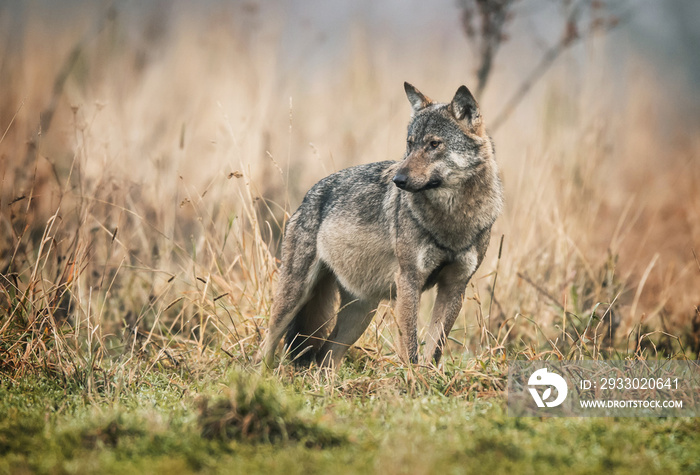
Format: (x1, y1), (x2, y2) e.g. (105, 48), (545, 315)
(517, 271), (565, 312)
(23, 4), (116, 166)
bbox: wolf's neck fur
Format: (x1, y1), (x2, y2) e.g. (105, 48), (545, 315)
(407, 159), (503, 253)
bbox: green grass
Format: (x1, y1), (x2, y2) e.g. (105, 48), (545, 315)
(2, 358), (699, 475)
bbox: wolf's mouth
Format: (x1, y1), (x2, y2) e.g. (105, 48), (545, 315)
(392, 174), (442, 193)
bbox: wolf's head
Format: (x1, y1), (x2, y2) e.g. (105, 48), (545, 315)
(393, 83), (494, 193)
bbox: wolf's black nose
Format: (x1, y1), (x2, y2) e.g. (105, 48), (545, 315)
(393, 173), (408, 190)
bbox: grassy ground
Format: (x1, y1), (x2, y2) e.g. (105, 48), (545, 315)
(1, 3), (699, 474)
(2, 358), (699, 474)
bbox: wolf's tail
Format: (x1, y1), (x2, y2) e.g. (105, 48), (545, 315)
(282, 269), (338, 365)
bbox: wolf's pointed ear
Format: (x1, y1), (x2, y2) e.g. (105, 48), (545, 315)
(404, 82), (432, 113)
(450, 85), (481, 125)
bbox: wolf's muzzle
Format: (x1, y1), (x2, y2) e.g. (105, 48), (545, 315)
(393, 174), (442, 193)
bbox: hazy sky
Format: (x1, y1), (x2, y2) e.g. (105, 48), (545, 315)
(2, 0), (698, 118)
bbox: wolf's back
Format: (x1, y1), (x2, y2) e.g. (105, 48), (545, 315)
(293, 160), (397, 226)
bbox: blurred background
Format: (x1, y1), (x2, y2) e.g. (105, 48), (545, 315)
(1, 0), (699, 367)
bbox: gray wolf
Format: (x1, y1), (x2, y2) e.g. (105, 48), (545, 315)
(263, 82), (503, 369)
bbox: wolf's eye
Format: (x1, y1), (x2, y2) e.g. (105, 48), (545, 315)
(429, 140), (441, 149)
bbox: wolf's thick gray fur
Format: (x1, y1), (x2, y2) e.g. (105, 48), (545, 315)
(263, 83), (503, 369)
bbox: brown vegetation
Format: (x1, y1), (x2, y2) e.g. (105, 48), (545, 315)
(1, 3), (698, 379)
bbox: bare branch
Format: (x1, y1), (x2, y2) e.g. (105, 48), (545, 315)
(459, 0), (633, 132)
(459, 0), (516, 98)
(489, 0), (631, 132)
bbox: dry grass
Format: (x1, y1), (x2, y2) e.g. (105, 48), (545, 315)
(1, 2), (699, 388)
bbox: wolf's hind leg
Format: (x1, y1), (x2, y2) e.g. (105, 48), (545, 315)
(317, 288), (378, 369)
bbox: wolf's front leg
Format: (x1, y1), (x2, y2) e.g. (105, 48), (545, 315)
(395, 270), (421, 364)
(423, 262), (472, 365)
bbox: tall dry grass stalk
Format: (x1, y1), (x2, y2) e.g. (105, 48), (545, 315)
(1, 3), (698, 380)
